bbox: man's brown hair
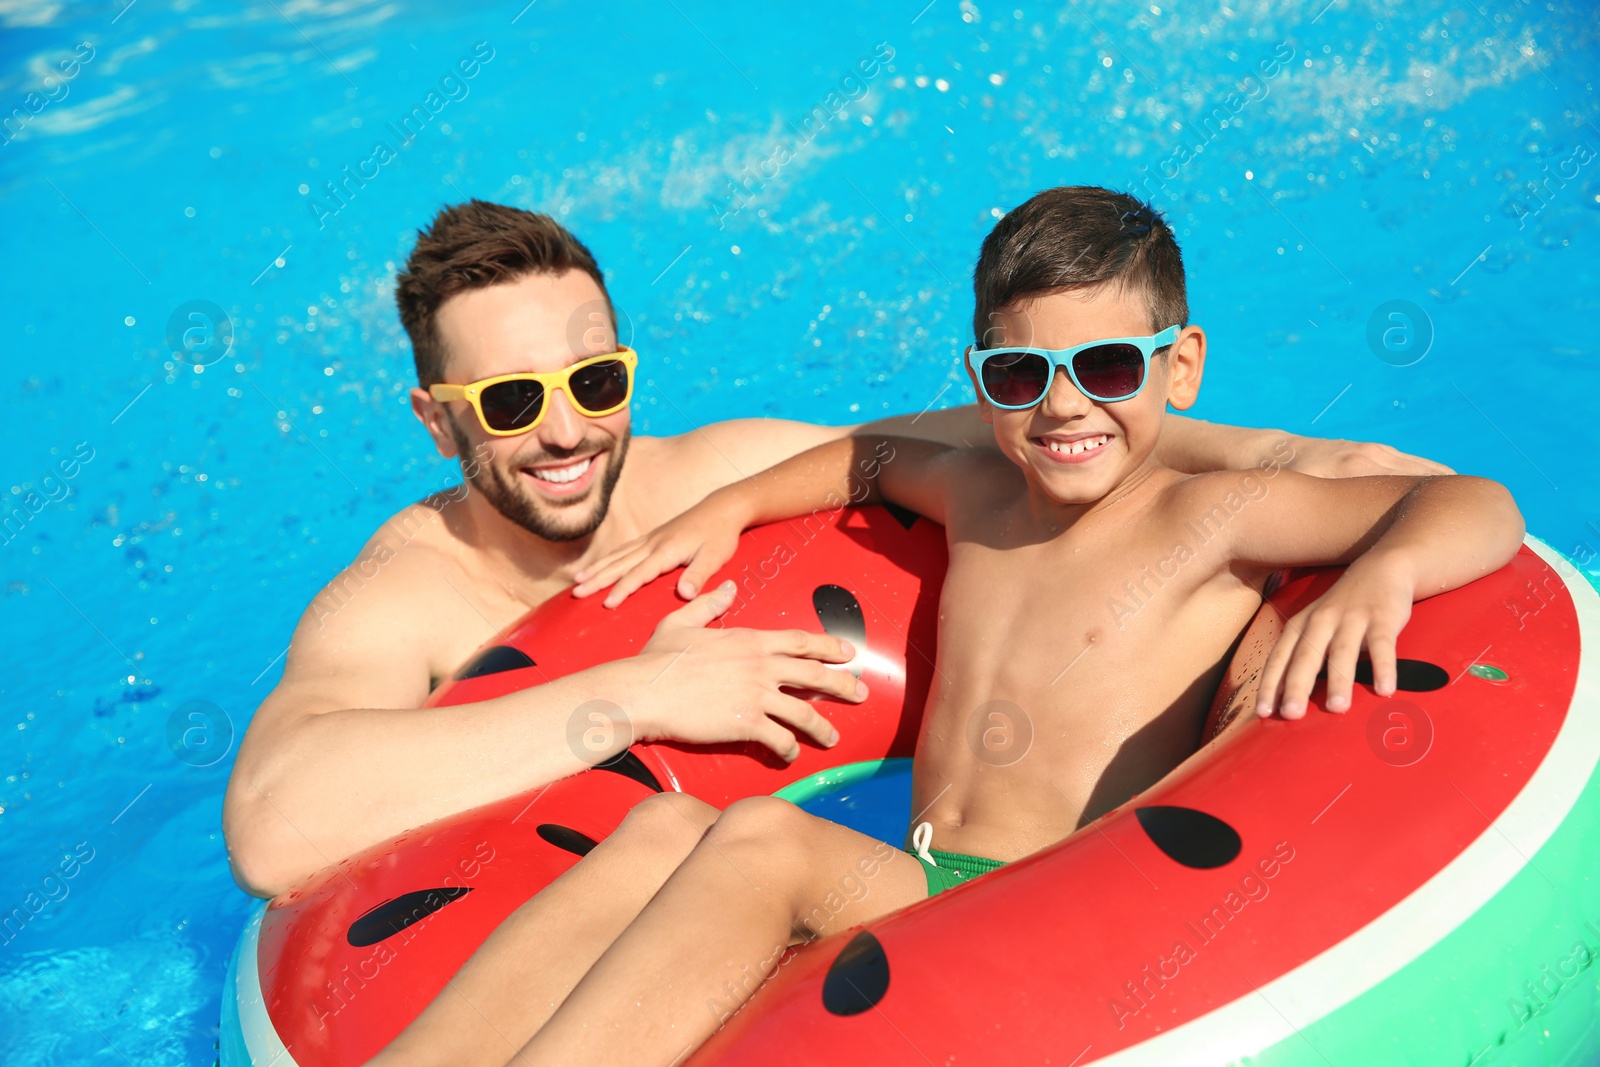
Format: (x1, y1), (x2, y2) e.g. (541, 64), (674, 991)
(396, 200), (614, 387)
(971, 186), (1187, 345)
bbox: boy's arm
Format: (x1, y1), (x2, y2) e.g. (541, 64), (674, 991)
(574, 436), (955, 607)
(1205, 471), (1522, 719)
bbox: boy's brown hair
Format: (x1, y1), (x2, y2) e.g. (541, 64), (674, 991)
(396, 200), (614, 387)
(972, 186), (1187, 345)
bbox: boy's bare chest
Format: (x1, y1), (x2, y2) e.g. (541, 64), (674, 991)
(931, 523), (1255, 699)
(937, 541), (1110, 686)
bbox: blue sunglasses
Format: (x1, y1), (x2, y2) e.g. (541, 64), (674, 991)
(966, 325), (1181, 408)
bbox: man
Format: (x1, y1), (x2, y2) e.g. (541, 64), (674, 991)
(221, 199), (1448, 898)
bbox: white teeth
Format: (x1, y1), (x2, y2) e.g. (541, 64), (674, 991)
(530, 457), (593, 484)
(1045, 435), (1108, 456)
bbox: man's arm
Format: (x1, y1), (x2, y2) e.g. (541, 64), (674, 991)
(224, 561), (859, 897)
(1154, 416), (1455, 478)
(1200, 470), (1522, 718)
(678, 407), (1452, 494)
(223, 581), (587, 896)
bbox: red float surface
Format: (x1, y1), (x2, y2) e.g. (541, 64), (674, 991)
(258, 506), (946, 1064)
(253, 505), (1576, 1067)
(692, 549), (1577, 1064)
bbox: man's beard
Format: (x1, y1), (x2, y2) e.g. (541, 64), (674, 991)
(447, 415), (630, 543)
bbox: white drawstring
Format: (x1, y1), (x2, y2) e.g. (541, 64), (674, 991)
(911, 821), (937, 867)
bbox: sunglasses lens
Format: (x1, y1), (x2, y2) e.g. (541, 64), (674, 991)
(480, 379), (546, 432)
(1072, 343), (1145, 400)
(568, 358), (631, 414)
(981, 351), (1052, 407)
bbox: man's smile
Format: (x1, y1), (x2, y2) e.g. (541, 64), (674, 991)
(521, 453), (600, 495)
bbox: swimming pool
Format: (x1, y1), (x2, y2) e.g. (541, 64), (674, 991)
(2, 0), (1595, 1061)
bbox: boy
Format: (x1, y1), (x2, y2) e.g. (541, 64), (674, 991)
(374, 188), (1522, 1066)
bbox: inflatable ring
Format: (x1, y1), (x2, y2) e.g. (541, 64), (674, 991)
(222, 505), (1600, 1066)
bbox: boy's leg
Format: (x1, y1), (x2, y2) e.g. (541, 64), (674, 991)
(370, 792), (720, 1067)
(515, 796), (928, 1067)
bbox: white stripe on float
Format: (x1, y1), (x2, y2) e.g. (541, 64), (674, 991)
(226, 900), (299, 1067)
(1096, 535), (1600, 1066)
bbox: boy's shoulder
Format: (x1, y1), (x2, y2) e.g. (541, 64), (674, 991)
(922, 442), (1025, 517)
(1159, 463), (1299, 516)
(940, 441), (1013, 468)
(1139, 468), (1309, 551)
(939, 441), (1024, 485)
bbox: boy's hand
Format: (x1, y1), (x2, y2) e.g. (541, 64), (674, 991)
(1256, 552), (1415, 719)
(631, 582), (865, 761)
(573, 490), (749, 608)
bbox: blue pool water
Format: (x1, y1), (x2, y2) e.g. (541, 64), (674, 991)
(796, 760), (917, 849)
(2, 1), (1597, 1061)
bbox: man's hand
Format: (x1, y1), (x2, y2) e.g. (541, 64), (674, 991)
(1280, 435), (1455, 478)
(628, 582), (866, 762)
(573, 489), (748, 608)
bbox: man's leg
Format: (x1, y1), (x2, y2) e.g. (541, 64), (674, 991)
(514, 795), (928, 1067)
(371, 791), (720, 1067)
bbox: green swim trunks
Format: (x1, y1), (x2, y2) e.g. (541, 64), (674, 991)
(907, 847), (1007, 896)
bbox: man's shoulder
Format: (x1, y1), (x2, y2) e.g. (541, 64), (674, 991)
(619, 423), (840, 519)
(612, 434), (700, 503)
(650, 418), (848, 481)
(312, 498), (466, 622)
(299, 498), (488, 672)
(362, 495), (464, 562)
(676, 416), (846, 451)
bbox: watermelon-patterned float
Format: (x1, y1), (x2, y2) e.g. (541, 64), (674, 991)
(221, 504), (1600, 1067)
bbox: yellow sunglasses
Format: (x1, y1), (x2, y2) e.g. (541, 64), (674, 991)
(428, 348), (637, 436)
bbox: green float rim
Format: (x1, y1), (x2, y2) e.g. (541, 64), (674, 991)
(772, 757), (913, 805)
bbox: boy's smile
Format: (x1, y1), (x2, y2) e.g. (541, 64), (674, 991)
(1034, 430), (1114, 464)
